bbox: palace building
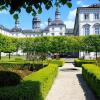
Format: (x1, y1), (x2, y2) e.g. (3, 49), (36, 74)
(74, 4), (100, 58)
(0, 8), (73, 37)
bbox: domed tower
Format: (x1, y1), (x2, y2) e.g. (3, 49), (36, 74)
(15, 19), (20, 28)
(48, 17), (52, 26)
(55, 7), (61, 20)
(32, 14), (41, 32)
(11, 18), (22, 32)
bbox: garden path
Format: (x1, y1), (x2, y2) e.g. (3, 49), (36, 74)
(46, 63), (97, 100)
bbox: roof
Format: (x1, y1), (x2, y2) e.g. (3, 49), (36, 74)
(66, 28), (73, 33)
(78, 4), (100, 10)
(11, 27), (22, 32)
(0, 25), (10, 32)
(50, 19), (65, 26)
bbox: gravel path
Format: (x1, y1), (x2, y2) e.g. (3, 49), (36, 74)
(46, 63), (97, 100)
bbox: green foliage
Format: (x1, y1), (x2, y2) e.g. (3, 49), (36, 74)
(0, 63), (58, 100)
(0, 0), (72, 19)
(0, 71), (21, 87)
(74, 58), (96, 67)
(0, 61), (46, 71)
(82, 64), (100, 99)
(51, 59), (65, 67)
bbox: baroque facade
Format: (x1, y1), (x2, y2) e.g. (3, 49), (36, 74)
(74, 4), (100, 36)
(0, 8), (73, 37)
(74, 4), (100, 58)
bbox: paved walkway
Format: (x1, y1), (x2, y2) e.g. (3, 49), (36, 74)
(46, 63), (97, 100)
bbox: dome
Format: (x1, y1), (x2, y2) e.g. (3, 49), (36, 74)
(11, 27), (22, 32)
(50, 19), (65, 26)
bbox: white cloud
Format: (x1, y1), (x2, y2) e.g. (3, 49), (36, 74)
(67, 9), (77, 20)
(77, 0), (82, 5)
(40, 21), (48, 29)
(0, 10), (8, 14)
(82, 5), (89, 7)
(64, 20), (74, 28)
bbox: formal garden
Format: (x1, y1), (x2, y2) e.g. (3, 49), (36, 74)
(0, 34), (100, 99)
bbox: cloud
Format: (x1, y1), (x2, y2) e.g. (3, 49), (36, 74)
(82, 5), (89, 7)
(40, 21), (48, 29)
(64, 20), (74, 28)
(76, 0), (82, 5)
(67, 9), (77, 20)
(0, 10), (8, 14)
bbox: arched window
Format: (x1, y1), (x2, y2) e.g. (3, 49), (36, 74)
(93, 23), (100, 34)
(83, 24), (90, 36)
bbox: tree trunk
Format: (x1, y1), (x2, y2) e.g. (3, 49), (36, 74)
(83, 52), (85, 59)
(0, 52), (1, 60)
(9, 53), (11, 59)
(96, 51), (97, 60)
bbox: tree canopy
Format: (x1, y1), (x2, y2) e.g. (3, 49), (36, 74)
(0, 0), (72, 20)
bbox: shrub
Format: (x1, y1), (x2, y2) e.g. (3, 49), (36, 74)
(0, 71), (21, 87)
(82, 64), (100, 99)
(15, 57), (24, 61)
(74, 58), (96, 67)
(51, 59), (64, 67)
(0, 63), (58, 100)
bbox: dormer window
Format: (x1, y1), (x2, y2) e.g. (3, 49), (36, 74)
(84, 14), (89, 20)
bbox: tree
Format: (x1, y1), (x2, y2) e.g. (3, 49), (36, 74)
(0, 0), (72, 19)
(84, 35), (100, 60)
(3, 37), (17, 59)
(0, 34), (7, 60)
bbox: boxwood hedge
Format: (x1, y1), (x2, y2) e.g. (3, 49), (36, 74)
(82, 64), (100, 99)
(50, 59), (64, 67)
(74, 58), (96, 67)
(0, 63), (58, 100)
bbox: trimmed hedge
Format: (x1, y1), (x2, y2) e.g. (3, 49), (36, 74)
(0, 63), (58, 100)
(82, 64), (100, 99)
(74, 58), (96, 67)
(51, 59), (64, 67)
(0, 71), (21, 87)
(0, 61), (47, 71)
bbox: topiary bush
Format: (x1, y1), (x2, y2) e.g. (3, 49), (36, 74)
(82, 64), (100, 99)
(0, 71), (22, 87)
(74, 58), (96, 67)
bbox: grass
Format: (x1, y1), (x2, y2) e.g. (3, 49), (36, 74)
(0, 55), (26, 61)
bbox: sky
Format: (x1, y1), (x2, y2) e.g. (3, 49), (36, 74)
(0, 0), (100, 30)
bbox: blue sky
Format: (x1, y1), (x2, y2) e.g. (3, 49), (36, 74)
(0, 0), (100, 29)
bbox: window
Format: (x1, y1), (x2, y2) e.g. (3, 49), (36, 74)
(84, 27), (90, 35)
(83, 24), (90, 36)
(84, 14), (89, 20)
(52, 27), (54, 30)
(60, 33), (62, 35)
(60, 27), (62, 30)
(52, 33), (54, 36)
(94, 13), (99, 20)
(95, 26), (100, 34)
(93, 23), (100, 34)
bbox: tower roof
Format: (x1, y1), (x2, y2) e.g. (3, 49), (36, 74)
(33, 14), (41, 22)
